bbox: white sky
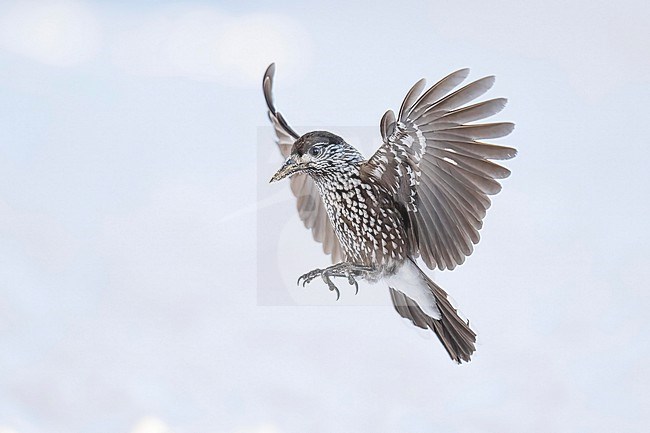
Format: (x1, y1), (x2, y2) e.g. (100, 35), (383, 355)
(1, 0), (649, 432)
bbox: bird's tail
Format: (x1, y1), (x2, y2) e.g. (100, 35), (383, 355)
(389, 262), (477, 363)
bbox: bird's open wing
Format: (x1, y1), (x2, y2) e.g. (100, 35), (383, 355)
(362, 69), (516, 270)
(263, 64), (344, 263)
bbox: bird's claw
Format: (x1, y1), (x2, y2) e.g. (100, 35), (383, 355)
(347, 274), (359, 295)
(323, 275), (341, 301)
(297, 268), (322, 287)
(296, 264), (373, 301)
(297, 268), (342, 301)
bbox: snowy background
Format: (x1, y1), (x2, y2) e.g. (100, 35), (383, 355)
(1, 1), (649, 432)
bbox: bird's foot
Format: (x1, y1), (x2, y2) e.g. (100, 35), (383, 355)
(297, 268), (322, 287)
(297, 268), (341, 300)
(297, 263), (375, 300)
(321, 272), (341, 301)
(346, 272), (360, 295)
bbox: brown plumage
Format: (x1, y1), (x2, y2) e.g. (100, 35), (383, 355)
(265, 63), (515, 363)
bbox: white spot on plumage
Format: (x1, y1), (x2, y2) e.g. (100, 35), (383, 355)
(385, 261), (441, 319)
(443, 156), (458, 166)
(308, 137), (411, 268)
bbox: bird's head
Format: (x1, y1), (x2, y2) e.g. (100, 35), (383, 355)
(270, 131), (361, 183)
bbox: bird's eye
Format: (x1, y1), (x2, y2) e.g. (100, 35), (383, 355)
(309, 147), (321, 157)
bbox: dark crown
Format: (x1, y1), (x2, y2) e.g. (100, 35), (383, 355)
(292, 131), (344, 156)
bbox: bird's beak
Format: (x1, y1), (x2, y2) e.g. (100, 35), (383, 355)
(270, 156), (302, 183)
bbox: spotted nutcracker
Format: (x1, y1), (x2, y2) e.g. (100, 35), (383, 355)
(265, 63), (515, 363)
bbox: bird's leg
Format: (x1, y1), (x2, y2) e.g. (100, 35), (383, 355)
(297, 262), (376, 300)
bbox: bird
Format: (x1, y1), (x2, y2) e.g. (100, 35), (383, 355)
(264, 63), (515, 363)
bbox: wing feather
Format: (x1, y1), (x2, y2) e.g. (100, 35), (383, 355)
(433, 139), (516, 160)
(416, 76), (496, 117)
(436, 98), (507, 125)
(419, 157), (488, 221)
(363, 68), (515, 270)
(418, 173), (468, 264)
(408, 69), (470, 118)
(398, 78), (427, 120)
(432, 122), (515, 140)
(263, 64), (344, 263)
(380, 110), (396, 141)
